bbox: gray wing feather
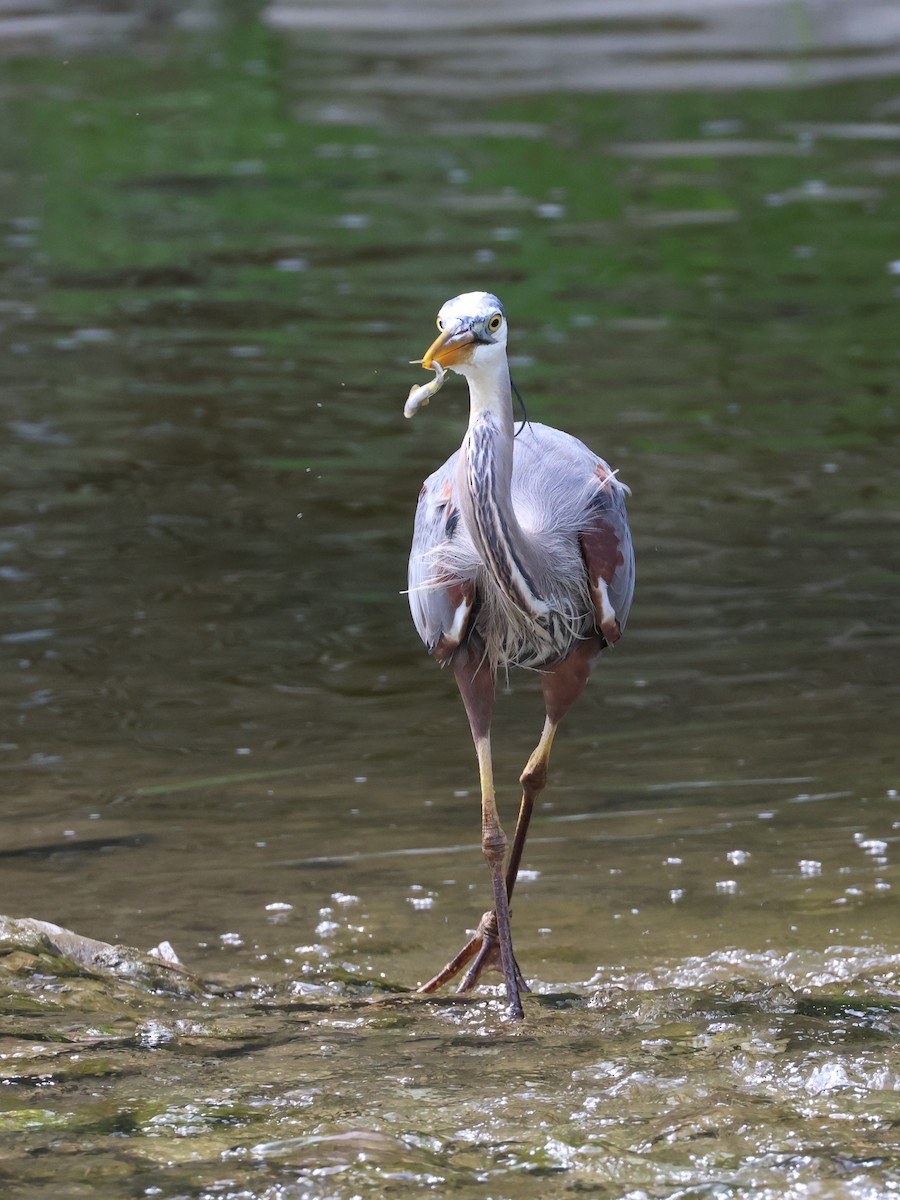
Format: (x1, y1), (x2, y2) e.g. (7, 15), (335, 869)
(408, 450), (470, 655)
(408, 422), (635, 658)
(586, 464), (635, 634)
(509, 423), (635, 636)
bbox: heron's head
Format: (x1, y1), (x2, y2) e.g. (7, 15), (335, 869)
(420, 291), (508, 378)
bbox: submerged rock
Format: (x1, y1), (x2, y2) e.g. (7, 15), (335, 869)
(0, 915), (207, 997)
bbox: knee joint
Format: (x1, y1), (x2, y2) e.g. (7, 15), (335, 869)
(481, 828), (507, 864)
(520, 762), (548, 792)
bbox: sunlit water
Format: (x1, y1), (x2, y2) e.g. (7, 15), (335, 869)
(1, 3), (899, 1197)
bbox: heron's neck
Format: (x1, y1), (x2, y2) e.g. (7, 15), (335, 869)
(464, 360), (516, 442)
(457, 363), (547, 617)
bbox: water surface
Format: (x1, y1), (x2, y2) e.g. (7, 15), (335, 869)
(0, 3), (899, 1197)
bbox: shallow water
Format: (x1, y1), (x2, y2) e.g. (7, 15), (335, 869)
(1, 3), (899, 1197)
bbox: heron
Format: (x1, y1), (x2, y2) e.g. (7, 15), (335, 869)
(405, 291), (634, 1018)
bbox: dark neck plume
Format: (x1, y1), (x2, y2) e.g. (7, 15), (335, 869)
(457, 387), (547, 619)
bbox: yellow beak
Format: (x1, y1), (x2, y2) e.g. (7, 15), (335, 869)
(421, 324), (476, 370)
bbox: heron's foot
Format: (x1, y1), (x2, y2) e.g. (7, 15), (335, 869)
(417, 909), (529, 1001)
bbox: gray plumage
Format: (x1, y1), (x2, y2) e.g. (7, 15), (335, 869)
(409, 421), (634, 671)
(407, 291), (634, 675)
(402, 290), (635, 1018)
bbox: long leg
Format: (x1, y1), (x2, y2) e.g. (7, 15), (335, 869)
(452, 716), (556, 994)
(474, 734), (522, 1017)
(504, 638), (601, 905)
(505, 716), (557, 900)
(417, 649), (524, 1017)
(420, 639), (603, 1000)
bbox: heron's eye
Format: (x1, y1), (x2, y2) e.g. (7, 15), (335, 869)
(436, 317), (444, 331)
(487, 313), (503, 333)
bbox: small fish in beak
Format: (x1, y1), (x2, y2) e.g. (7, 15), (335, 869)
(403, 361), (446, 419)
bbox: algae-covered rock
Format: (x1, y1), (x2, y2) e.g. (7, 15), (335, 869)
(0, 915), (206, 997)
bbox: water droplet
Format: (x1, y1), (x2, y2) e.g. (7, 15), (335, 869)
(275, 257), (307, 272)
(859, 838), (888, 855)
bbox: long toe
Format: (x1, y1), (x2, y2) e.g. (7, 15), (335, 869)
(423, 909), (530, 1000)
(459, 941), (528, 997)
(416, 932), (481, 994)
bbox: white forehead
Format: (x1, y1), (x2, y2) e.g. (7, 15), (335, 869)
(437, 291), (505, 326)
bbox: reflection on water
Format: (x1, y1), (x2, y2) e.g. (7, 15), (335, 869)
(1, 2), (899, 1197)
(268, 0), (900, 95)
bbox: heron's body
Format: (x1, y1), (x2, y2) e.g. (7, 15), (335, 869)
(403, 291), (634, 1018)
(410, 421), (632, 673)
